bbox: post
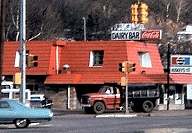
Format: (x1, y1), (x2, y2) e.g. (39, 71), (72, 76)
(82, 17), (86, 41)
(67, 85), (71, 109)
(125, 71), (129, 114)
(167, 42), (170, 110)
(0, 0), (5, 99)
(19, 0), (26, 103)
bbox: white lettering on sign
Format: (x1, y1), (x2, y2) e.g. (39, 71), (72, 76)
(170, 67), (192, 74)
(111, 31), (141, 40)
(141, 30), (162, 40)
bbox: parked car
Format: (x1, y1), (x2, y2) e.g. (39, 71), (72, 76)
(30, 94), (53, 109)
(0, 99), (53, 128)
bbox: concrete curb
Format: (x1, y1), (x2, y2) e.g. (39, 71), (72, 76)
(95, 114), (137, 118)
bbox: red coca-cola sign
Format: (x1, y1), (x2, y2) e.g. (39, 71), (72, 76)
(141, 30), (162, 40)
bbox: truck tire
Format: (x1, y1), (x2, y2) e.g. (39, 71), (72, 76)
(84, 107), (94, 114)
(142, 100), (154, 113)
(93, 101), (105, 114)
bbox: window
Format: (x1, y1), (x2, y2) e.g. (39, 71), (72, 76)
(89, 50), (104, 67)
(0, 101), (10, 109)
(14, 50), (29, 67)
(138, 52), (152, 68)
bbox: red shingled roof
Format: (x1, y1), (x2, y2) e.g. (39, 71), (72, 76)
(3, 40), (192, 84)
(170, 74), (192, 84)
(3, 41), (66, 75)
(59, 41), (164, 75)
(44, 73), (171, 84)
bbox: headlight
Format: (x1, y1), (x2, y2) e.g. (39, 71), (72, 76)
(49, 112), (53, 117)
(81, 96), (90, 104)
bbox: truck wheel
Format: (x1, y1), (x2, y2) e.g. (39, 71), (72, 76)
(93, 101), (105, 114)
(84, 107), (94, 114)
(142, 100), (154, 113)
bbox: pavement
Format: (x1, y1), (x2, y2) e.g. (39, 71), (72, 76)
(52, 109), (192, 117)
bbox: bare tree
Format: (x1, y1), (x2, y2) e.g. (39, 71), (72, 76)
(5, 0), (20, 41)
(173, 0), (190, 23)
(2, 0), (192, 41)
(10, 2), (20, 41)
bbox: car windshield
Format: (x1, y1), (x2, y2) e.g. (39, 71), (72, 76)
(31, 97), (41, 100)
(14, 100), (28, 108)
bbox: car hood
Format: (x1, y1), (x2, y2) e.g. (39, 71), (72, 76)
(82, 93), (107, 98)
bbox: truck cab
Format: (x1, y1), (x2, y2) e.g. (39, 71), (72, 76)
(30, 94), (53, 109)
(81, 85), (121, 114)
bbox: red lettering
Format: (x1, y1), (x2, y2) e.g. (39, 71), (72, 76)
(141, 30), (161, 40)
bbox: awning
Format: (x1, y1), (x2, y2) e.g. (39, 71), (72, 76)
(44, 73), (192, 85)
(44, 74), (82, 84)
(44, 73), (171, 84)
(170, 74), (192, 84)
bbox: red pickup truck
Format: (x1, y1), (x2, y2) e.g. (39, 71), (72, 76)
(80, 84), (160, 114)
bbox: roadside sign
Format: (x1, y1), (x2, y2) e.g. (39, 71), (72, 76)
(111, 31), (141, 40)
(141, 30), (162, 40)
(111, 30), (162, 41)
(170, 66), (192, 74)
(171, 55), (191, 66)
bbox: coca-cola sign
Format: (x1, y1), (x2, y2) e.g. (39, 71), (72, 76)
(141, 30), (162, 40)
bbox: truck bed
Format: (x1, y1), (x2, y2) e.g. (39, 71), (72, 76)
(123, 84), (160, 99)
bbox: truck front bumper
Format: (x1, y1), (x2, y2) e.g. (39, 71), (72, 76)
(81, 104), (91, 107)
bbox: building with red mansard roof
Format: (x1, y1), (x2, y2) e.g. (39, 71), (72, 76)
(2, 40), (192, 110)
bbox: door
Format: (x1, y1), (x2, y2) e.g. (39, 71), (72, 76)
(104, 86), (121, 109)
(0, 101), (14, 123)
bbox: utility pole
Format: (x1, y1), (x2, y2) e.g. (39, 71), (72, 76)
(167, 42), (170, 110)
(0, 0), (5, 99)
(19, 0), (26, 103)
(82, 17), (86, 41)
(125, 71), (129, 114)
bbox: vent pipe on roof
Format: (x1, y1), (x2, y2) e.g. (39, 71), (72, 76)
(141, 71), (146, 74)
(62, 64), (70, 74)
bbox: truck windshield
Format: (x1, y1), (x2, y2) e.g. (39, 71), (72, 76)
(99, 86), (114, 94)
(99, 86), (109, 93)
(2, 85), (11, 89)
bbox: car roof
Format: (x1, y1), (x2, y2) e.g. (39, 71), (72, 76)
(31, 94), (44, 97)
(0, 98), (13, 101)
